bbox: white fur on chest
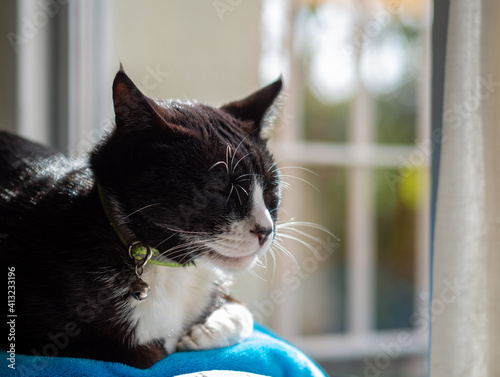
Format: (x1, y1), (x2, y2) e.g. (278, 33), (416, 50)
(127, 262), (227, 351)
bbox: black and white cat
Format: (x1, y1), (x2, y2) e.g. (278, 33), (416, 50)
(0, 68), (282, 368)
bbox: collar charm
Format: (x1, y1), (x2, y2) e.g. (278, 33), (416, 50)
(129, 242), (152, 301)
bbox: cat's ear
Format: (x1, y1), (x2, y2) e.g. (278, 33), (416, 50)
(112, 67), (191, 142)
(220, 77), (283, 137)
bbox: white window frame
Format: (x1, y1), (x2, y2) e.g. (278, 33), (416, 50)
(67, 0), (113, 156)
(16, 0), (113, 153)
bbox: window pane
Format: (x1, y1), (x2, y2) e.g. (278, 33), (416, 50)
(370, 21), (422, 144)
(303, 87), (350, 143)
(280, 165), (347, 335)
(375, 167), (420, 330)
(374, 82), (418, 144)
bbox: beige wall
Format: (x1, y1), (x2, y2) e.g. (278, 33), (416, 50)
(111, 0), (263, 107)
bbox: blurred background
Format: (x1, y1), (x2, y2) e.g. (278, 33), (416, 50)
(0, 0), (431, 375)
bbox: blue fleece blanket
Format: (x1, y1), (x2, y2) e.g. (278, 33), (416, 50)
(3, 324), (327, 377)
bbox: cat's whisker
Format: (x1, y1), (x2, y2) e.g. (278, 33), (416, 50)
(266, 156), (289, 173)
(236, 132), (255, 153)
(234, 185), (243, 206)
(169, 241), (202, 253)
(257, 252), (273, 279)
(276, 218), (295, 225)
(247, 268), (264, 281)
(193, 246), (218, 261)
(167, 244), (197, 258)
(123, 203), (162, 219)
(209, 160), (229, 175)
(266, 162), (277, 174)
(165, 240), (208, 260)
(276, 221), (339, 241)
(163, 242), (209, 264)
(226, 184), (235, 203)
(269, 247), (278, 278)
(178, 247), (209, 264)
(208, 238), (240, 249)
(232, 151), (255, 174)
(225, 144), (232, 170)
(247, 261), (267, 282)
(235, 184), (248, 197)
(277, 165), (319, 177)
(154, 234), (175, 249)
(280, 174), (319, 192)
(235, 177), (252, 183)
(211, 234), (246, 242)
(278, 227), (331, 250)
(271, 239), (298, 268)
(165, 227), (212, 235)
(169, 239), (231, 263)
(235, 173), (260, 181)
(231, 132), (255, 170)
(276, 233), (323, 260)
(279, 180), (294, 193)
(255, 257), (266, 269)
(157, 237), (214, 262)
(158, 242), (197, 258)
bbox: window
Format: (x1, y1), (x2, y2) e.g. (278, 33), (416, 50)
(236, 1), (431, 375)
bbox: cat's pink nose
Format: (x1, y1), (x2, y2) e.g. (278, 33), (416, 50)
(251, 227), (273, 246)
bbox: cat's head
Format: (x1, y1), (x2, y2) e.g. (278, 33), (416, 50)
(91, 68), (282, 271)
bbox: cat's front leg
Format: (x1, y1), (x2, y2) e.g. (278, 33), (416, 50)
(177, 302), (253, 351)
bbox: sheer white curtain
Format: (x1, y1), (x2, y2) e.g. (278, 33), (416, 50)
(431, 0), (500, 375)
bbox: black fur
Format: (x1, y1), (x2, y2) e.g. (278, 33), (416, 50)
(1, 69), (282, 368)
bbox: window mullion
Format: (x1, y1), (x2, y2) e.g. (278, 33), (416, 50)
(347, 82), (376, 336)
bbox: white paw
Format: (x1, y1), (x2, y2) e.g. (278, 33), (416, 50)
(177, 303), (253, 351)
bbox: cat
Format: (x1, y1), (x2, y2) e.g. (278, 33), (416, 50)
(0, 67), (282, 369)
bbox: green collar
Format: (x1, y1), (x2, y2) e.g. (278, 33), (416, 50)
(96, 182), (188, 268)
